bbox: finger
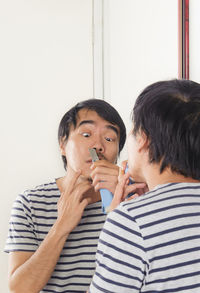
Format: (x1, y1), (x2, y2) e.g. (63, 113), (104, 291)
(114, 173), (129, 200)
(109, 175), (128, 211)
(123, 182), (147, 197)
(118, 160), (128, 178)
(121, 160), (128, 171)
(62, 169), (82, 197)
(92, 173), (118, 188)
(137, 188), (146, 196)
(74, 181), (93, 202)
(90, 166), (119, 182)
(80, 197), (93, 209)
(125, 193), (139, 201)
(90, 160), (119, 171)
(93, 181), (117, 194)
(118, 172), (130, 183)
(118, 166), (125, 178)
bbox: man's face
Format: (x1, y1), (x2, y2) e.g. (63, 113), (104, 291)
(60, 109), (120, 178)
(127, 129), (145, 182)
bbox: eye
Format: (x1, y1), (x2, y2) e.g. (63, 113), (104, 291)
(82, 132), (91, 138)
(105, 137), (113, 142)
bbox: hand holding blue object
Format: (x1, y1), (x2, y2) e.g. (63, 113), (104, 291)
(89, 148), (113, 213)
(89, 149), (134, 213)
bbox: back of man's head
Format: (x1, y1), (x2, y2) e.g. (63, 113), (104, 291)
(58, 98), (126, 170)
(132, 79), (200, 179)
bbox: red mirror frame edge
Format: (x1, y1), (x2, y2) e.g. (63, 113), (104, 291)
(178, 0), (189, 79)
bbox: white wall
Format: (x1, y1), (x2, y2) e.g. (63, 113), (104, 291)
(190, 0), (200, 83)
(0, 1), (93, 292)
(103, 0), (179, 162)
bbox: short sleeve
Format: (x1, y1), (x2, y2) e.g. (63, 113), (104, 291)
(4, 191), (39, 253)
(89, 205), (148, 292)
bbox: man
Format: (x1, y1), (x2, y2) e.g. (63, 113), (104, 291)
(5, 99), (127, 292)
(89, 79), (200, 292)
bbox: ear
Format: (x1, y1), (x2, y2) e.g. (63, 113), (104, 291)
(59, 137), (67, 156)
(137, 131), (149, 153)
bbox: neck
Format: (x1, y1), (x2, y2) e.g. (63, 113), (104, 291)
(143, 164), (199, 191)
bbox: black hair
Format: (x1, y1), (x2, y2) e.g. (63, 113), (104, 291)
(132, 79), (200, 179)
(58, 98), (126, 170)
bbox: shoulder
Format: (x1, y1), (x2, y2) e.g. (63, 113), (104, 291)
(28, 180), (58, 194)
(118, 183), (176, 216)
(16, 180), (60, 205)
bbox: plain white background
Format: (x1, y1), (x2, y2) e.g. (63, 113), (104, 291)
(104, 0), (179, 151)
(0, 1), (199, 292)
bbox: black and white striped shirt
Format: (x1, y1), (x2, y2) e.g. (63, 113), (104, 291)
(5, 180), (106, 292)
(89, 182), (200, 293)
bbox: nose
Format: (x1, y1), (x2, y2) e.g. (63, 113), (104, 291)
(93, 146), (103, 153)
(92, 137), (105, 154)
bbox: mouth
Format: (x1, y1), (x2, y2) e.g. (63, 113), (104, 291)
(86, 155), (106, 164)
(98, 154), (106, 160)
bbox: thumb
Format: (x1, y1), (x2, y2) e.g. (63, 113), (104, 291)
(109, 173), (129, 212)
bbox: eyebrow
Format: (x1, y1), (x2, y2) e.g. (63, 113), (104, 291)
(78, 120), (119, 136)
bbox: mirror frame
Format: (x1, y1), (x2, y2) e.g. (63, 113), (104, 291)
(178, 0), (189, 79)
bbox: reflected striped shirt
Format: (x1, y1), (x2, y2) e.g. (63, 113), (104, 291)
(89, 182), (200, 293)
(5, 180), (106, 292)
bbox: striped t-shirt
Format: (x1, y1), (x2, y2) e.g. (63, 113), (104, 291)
(89, 182), (200, 293)
(5, 180), (106, 292)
